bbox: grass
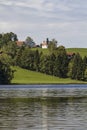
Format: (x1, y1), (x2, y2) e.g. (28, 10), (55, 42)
(32, 48), (87, 58)
(66, 48), (87, 58)
(11, 66), (87, 84)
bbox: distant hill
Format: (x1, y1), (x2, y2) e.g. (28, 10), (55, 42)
(66, 48), (87, 58)
(32, 48), (87, 57)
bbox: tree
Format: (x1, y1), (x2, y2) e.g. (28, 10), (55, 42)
(48, 39), (57, 53)
(40, 54), (55, 75)
(39, 55), (48, 74)
(9, 32), (18, 41)
(25, 36), (35, 47)
(19, 48), (35, 70)
(2, 41), (18, 59)
(0, 32), (18, 47)
(49, 53), (56, 75)
(0, 57), (13, 84)
(83, 56), (87, 80)
(33, 50), (40, 71)
(15, 46), (25, 66)
(53, 46), (68, 78)
(68, 53), (85, 80)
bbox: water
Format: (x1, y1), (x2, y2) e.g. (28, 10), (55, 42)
(0, 84), (87, 130)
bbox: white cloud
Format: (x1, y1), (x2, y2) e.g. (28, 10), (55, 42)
(0, 0), (87, 47)
(0, 0), (13, 6)
(0, 0), (44, 10)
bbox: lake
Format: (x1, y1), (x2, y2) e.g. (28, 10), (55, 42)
(0, 84), (87, 130)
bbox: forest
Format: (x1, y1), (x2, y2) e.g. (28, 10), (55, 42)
(0, 32), (87, 84)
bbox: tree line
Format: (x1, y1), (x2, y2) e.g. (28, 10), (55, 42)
(14, 45), (87, 81)
(0, 32), (87, 84)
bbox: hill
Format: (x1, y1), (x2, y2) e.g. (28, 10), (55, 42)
(11, 66), (87, 84)
(67, 48), (87, 58)
(32, 48), (87, 57)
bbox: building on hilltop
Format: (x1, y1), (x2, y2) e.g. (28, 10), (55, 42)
(16, 41), (25, 47)
(67, 52), (75, 59)
(41, 38), (49, 49)
(41, 41), (48, 49)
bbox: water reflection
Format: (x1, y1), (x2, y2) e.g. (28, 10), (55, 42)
(0, 86), (87, 129)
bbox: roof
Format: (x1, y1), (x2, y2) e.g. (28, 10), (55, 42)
(67, 52), (75, 59)
(67, 52), (75, 56)
(16, 41), (24, 46)
(42, 41), (48, 46)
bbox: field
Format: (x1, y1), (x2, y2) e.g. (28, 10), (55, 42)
(11, 66), (87, 84)
(32, 48), (87, 57)
(67, 48), (87, 58)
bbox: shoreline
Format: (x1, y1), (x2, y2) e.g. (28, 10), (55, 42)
(1, 83), (87, 85)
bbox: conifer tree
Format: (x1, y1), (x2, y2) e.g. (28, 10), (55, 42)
(69, 53), (85, 80)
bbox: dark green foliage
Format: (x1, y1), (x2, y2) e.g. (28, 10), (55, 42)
(69, 53), (86, 80)
(20, 48), (34, 70)
(16, 47), (35, 70)
(49, 53), (56, 75)
(15, 46), (25, 66)
(15, 45), (69, 78)
(15, 48), (41, 71)
(3, 41), (18, 59)
(0, 60), (13, 84)
(25, 36), (36, 47)
(40, 54), (55, 75)
(34, 50), (40, 71)
(82, 56), (87, 80)
(0, 32), (18, 47)
(48, 39), (57, 53)
(83, 56), (87, 68)
(39, 55), (49, 74)
(53, 46), (68, 78)
(39, 46), (68, 78)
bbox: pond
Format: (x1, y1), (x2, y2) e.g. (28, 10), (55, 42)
(0, 84), (87, 130)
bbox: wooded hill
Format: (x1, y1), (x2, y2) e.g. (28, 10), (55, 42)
(0, 32), (87, 84)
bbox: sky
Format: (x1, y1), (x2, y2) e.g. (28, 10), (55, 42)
(0, 0), (87, 48)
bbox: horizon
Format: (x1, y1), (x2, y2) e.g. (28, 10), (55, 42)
(0, 0), (87, 48)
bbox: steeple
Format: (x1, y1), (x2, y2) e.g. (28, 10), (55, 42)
(46, 38), (49, 45)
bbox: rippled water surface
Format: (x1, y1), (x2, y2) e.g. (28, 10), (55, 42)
(0, 84), (87, 130)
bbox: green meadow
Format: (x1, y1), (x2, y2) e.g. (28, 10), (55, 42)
(67, 48), (87, 58)
(11, 66), (87, 84)
(11, 48), (87, 84)
(32, 48), (87, 57)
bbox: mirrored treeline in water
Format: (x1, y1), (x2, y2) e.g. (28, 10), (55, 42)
(0, 85), (87, 130)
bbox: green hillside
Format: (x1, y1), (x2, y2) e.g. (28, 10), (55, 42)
(32, 48), (87, 57)
(67, 48), (87, 58)
(11, 48), (87, 84)
(11, 66), (87, 84)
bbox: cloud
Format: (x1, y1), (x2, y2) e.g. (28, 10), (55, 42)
(0, 0), (87, 47)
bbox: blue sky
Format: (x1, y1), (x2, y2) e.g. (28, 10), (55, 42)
(0, 0), (87, 47)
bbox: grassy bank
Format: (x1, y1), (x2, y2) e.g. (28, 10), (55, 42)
(11, 66), (87, 84)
